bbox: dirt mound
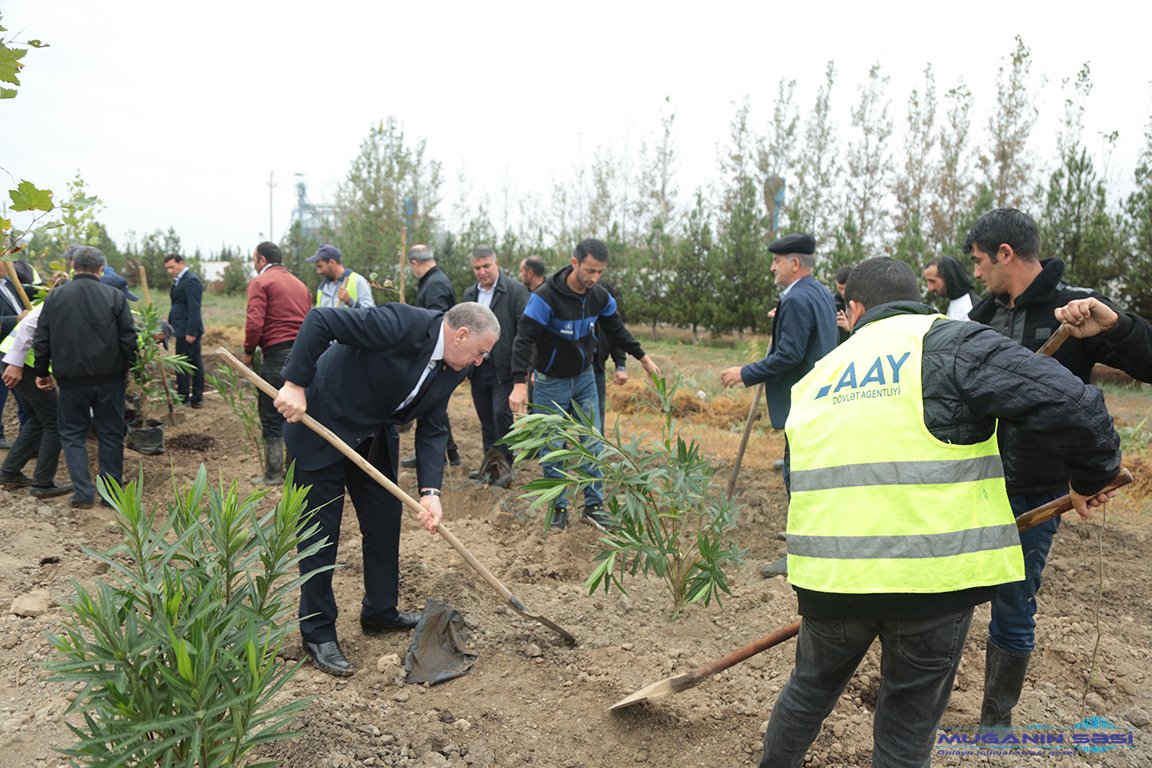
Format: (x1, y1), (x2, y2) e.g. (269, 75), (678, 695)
(165, 432), (217, 452)
(0, 385), (1148, 767)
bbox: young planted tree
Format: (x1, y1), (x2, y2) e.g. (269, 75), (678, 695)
(1039, 63), (1122, 290)
(787, 61), (841, 239)
(979, 36), (1039, 210)
(891, 65), (938, 270)
(130, 302), (192, 424)
(930, 81), (976, 257)
(48, 468), (327, 767)
(844, 62), (893, 251)
(503, 377), (742, 616)
(335, 117), (442, 276)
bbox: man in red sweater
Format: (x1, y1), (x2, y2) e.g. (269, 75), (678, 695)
(245, 242), (313, 483)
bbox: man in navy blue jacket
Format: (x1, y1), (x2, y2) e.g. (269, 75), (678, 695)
(275, 302), (498, 677)
(722, 231), (838, 580)
(163, 253), (204, 408)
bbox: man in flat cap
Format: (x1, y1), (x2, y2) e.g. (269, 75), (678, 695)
(721, 232), (837, 570)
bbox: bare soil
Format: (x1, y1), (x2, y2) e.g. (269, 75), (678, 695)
(0, 356), (1149, 767)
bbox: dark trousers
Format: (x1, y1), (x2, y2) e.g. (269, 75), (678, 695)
(0, 378), (29, 437)
(760, 609), (974, 768)
(57, 380), (126, 504)
(0, 377), (61, 487)
(175, 335), (204, 404)
(470, 362), (513, 460)
(258, 344), (292, 439)
(988, 491), (1062, 653)
(295, 431), (404, 644)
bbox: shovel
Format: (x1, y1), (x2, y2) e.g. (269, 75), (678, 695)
(216, 347), (577, 646)
(609, 467), (1135, 710)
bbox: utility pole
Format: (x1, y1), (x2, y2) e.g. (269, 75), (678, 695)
(267, 172), (277, 242)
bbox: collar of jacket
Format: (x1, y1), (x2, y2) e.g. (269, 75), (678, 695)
(995, 258), (1065, 309)
(855, 300), (937, 331)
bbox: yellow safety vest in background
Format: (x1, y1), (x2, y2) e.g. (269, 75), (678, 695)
(315, 270), (361, 307)
(785, 313), (1024, 594)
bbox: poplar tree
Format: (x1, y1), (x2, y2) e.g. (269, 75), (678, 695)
(844, 62), (893, 250)
(979, 36), (1038, 209)
(334, 118), (442, 277)
(891, 65), (937, 270)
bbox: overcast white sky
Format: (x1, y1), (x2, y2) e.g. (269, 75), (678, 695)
(4, 0), (1150, 257)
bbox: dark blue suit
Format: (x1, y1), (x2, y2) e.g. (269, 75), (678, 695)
(741, 273), (838, 429)
(282, 303), (469, 642)
(169, 268), (204, 405)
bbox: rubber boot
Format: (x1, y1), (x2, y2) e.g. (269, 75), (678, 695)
(979, 643), (1031, 728)
(261, 437), (285, 485)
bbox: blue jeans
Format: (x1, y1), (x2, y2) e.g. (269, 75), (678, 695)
(987, 491), (1061, 654)
(57, 381), (126, 504)
(760, 609), (974, 768)
(532, 368), (602, 508)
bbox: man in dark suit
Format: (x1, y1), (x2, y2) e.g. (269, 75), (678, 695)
(461, 246), (529, 484)
(402, 244), (459, 467)
(275, 301), (499, 677)
(163, 253), (205, 408)
(721, 232), (838, 575)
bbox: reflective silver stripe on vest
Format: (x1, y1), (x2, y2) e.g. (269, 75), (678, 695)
(790, 455), (1004, 492)
(788, 523), (1019, 560)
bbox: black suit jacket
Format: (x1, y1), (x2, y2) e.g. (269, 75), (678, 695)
(462, 273), (528, 384)
(281, 303), (468, 484)
(168, 269), (204, 337)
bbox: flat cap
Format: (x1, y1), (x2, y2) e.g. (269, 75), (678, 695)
(306, 244), (342, 263)
(768, 232), (816, 256)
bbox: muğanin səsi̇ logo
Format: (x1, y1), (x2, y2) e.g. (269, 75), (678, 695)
(813, 351), (911, 403)
(935, 716), (1136, 753)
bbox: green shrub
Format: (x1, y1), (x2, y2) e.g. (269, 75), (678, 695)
(47, 467), (329, 767)
(504, 376), (743, 616)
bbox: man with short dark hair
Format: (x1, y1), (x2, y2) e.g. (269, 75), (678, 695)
(518, 256), (546, 292)
(757, 256), (1121, 768)
(965, 207), (1152, 728)
(244, 241), (313, 484)
(462, 246), (528, 484)
(307, 244), (375, 309)
(510, 237), (661, 531)
(163, 253), (205, 408)
(275, 301), (499, 677)
(32, 246), (137, 509)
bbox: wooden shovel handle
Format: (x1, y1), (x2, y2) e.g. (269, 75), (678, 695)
(1012, 467), (1133, 530)
(215, 347), (520, 605)
(689, 466), (1134, 687)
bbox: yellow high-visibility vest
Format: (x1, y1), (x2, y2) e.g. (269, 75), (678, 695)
(785, 313), (1024, 594)
(315, 270), (361, 308)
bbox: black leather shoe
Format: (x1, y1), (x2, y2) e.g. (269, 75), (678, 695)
(360, 611), (421, 634)
(30, 482), (73, 499)
(0, 471), (33, 487)
(447, 448), (461, 466)
(399, 454), (417, 468)
(70, 497), (94, 509)
(190, 400), (204, 410)
(302, 639), (354, 677)
(468, 468), (484, 481)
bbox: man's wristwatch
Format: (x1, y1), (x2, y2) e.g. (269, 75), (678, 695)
(420, 489), (441, 497)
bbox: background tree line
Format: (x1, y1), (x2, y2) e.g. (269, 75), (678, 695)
(23, 38), (1152, 334)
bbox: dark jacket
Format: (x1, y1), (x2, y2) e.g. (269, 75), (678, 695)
(511, 266), (645, 382)
(281, 304), (468, 487)
(796, 301), (1121, 621)
(742, 273), (838, 428)
(32, 273), (137, 386)
(415, 265), (455, 313)
(593, 279), (628, 374)
(168, 269), (204, 337)
(968, 258), (1152, 494)
(462, 273), (529, 385)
